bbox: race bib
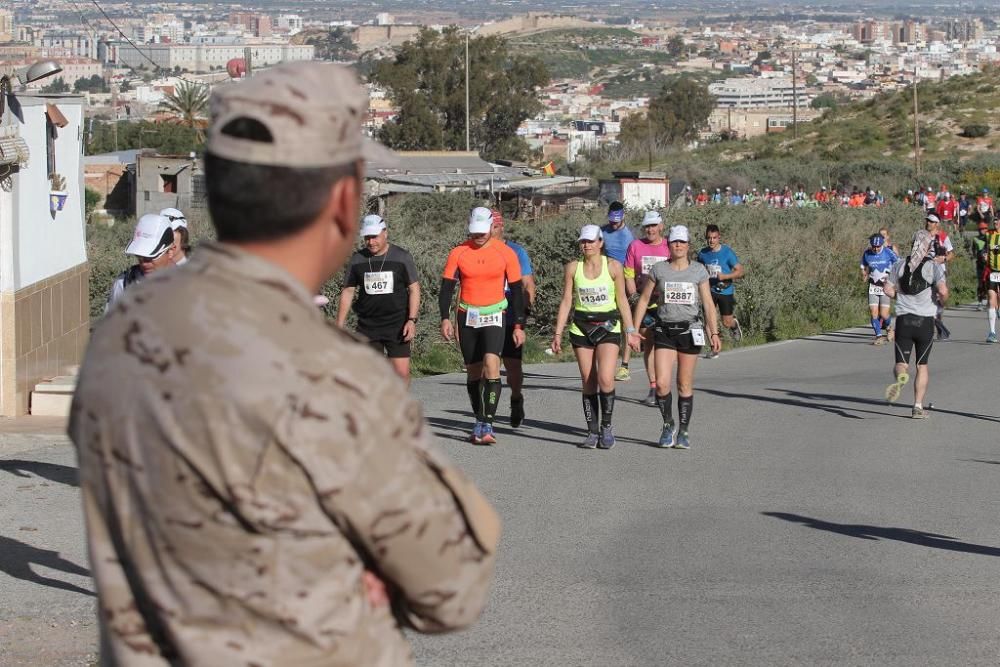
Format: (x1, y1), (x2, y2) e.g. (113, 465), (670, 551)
(690, 325), (706, 346)
(980, 202), (991, 213)
(868, 284), (884, 296)
(363, 271), (393, 295)
(990, 272), (1000, 284)
(466, 308), (503, 328)
(706, 263), (722, 278)
(662, 281), (696, 305)
(640, 254), (667, 276)
(577, 285), (611, 307)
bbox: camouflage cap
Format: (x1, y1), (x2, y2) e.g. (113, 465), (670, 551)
(207, 61), (387, 168)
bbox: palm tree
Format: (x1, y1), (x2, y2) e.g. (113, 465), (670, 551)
(158, 80), (210, 139)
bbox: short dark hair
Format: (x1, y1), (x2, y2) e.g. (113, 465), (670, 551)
(705, 224), (721, 236)
(204, 118), (359, 243)
(608, 201), (625, 212)
(176, 226), (191, 253)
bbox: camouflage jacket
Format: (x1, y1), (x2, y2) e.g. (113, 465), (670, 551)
(70, 243), (500, 666)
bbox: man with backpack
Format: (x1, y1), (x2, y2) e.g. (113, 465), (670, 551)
(883, 230), (949, 419)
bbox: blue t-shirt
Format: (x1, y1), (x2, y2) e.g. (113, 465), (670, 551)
(506, 240), (533, 276)
(696, 244), (740, 295)
(860, 248), (898, 282)
(601, 223), (635, 265)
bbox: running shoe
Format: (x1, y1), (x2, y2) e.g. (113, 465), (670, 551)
(911, 405), (929, 419)
(510, 396), (525, 428)
(886, 326), (894, 342)
(643, 388), (657, 407)
(479, 423), (497, 445)
(885, 372), (910, 403)
(705, 349), (720, 359)
(730, 319), (743, 342)
(470, 421), (484, 444)
(580, 431), (599, 449)
(937, 324), (951, 341)
(598, 425), (616, 450)
(872, 335), (883, 346)
(988, 332), (998, 344)
(615, 366), (631, 381)
(657, 422), (675, 448)
(673, 430), (691, 450)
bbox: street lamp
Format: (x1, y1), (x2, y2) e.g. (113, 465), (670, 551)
(0, 60), (64, 117)
(465, 26), (480, 153)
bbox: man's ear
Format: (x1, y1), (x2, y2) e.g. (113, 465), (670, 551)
(329, 162), (362, 241)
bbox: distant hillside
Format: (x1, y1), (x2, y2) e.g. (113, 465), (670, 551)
(712, 68), (1000, 164)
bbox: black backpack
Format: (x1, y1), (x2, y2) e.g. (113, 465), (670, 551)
(898, 257), (931, 296)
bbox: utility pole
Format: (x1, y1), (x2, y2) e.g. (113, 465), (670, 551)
(912, 66), (921, 177)
(646, 111), (653, 171)
(111, 83), (118, 152)
(244, 47), (253, 78)
(791, 48), (798, 140)
(465, 31), (470, 152)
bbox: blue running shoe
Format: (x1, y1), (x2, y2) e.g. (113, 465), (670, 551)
(598, 425), (616, 450)
(580, 431), (599, 449)
(657, 422), (675, 448)
(673, 430), (691, 450)
(470, 421), (484, 444)
(988, 332), (998, 344)
(479, 423), (497, 445)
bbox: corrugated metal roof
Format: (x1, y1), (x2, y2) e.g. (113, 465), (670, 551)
(0, 135), (29, 167)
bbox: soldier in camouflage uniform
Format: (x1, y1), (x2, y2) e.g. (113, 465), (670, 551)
(70, 62), (501, 666)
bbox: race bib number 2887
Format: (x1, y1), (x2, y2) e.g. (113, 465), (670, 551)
(662, 282), (696, 305)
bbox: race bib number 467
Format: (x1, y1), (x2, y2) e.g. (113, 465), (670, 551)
(364, 271), (394, 295)
(662, 282), (696, 305)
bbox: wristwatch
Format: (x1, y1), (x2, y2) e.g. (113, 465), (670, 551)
(625, 326), (638, 334)
(407, 317), (418, 323)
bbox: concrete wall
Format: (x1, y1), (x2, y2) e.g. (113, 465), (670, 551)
(353, 25), (422, 52)
(135, 154), (202, 217)
(0, 94), (89, 415)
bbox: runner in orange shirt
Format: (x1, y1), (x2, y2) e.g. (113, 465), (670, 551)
(440, 206), (526, 444)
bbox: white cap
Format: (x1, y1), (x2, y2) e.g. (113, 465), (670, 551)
(468, 206), (494, 234)
(641, 210), (663, 226)
(668, 225), (690, 243)
(578, 224), (602, 241)
(159, 207), (187, 230)
(360, 214), (386, 237)
(125, 214), (174, 258)
(925, 213), (941, 224)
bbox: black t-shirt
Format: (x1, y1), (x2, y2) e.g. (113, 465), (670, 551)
(344, 244), (419, 332)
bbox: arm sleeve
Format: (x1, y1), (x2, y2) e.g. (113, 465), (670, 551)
(438, 279), (457, 320)
(298, 378), (500, 633)
(507, 280), (525, 325)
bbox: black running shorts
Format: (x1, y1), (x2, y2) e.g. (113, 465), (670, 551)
(359, 326), (411, 359)
(893, 313), (934, 366)
(458, 311), (506, 364)
(653, 321), (703, 355)
(501, 311), (523, 360)
(711, 292), (736, 316)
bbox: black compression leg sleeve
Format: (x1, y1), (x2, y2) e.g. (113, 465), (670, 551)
(657, 392), (673, 424)
(467, 380), (482, 420)
(582, 393), (599, 433)
(481, 378), (502, 424)
(599, 390), (615, 427)
(678, 395), (694, 429)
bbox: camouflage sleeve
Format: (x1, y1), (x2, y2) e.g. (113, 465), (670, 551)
(291, 362), (500, 633)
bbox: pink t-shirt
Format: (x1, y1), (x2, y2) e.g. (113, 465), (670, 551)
(623, 238), (671, 292)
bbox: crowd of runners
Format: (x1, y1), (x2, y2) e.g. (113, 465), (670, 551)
(108, 190), (995, 445)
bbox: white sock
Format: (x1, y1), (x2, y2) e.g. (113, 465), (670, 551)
(990, 308), (997, 334)
(913, 402), (922, 409)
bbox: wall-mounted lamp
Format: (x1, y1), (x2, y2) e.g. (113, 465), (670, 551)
(0, 60), (64, 118)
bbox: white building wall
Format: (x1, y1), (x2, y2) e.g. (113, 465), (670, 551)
(12, 98), (86, 290)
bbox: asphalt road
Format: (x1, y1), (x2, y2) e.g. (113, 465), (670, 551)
(3, 306), (1000, 666)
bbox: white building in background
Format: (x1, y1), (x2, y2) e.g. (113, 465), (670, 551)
(0, 91), (90, 415)
(709, 77), (812, 109)
(277, 15), (304, 33)
(39, 33), (98, 59)
(104, 41), (314, 72)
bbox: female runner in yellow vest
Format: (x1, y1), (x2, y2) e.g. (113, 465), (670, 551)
(552, 225), (642, 449)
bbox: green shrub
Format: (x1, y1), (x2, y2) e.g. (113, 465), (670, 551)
(961, 124), (990, 138)
(86, 197), (978, 373)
